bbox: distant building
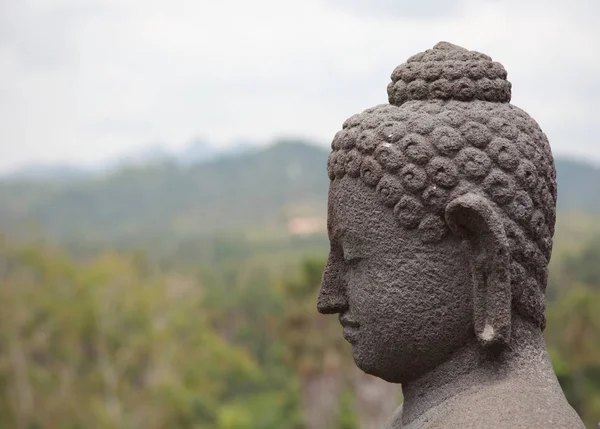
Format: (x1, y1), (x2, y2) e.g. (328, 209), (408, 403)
(287, 216), (326, 235)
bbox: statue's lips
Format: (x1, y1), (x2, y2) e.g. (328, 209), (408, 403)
(339, 313), (360, 343)
(342, 326), (360, 343)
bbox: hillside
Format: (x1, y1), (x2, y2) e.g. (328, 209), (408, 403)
(555, 158), (600, 212)
(0, 140), (599, 248)
(0, 140), (329, 245)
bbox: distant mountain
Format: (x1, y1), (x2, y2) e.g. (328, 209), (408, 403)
(111, 144), (173, 169)
(0, 140), (598, 247)
(0, 140), (328, 244)
(555, 158), (600, 213)
(176, 139), (214, 165)
(1, 140), (255, 182)
(175, 139), (254, 166)
(5, 163), (93, 182)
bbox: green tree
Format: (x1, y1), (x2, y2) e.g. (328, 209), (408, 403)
(0, 235), (259, 429)
(546, 236), (600, 428)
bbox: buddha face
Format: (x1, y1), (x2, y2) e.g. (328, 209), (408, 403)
(317, 175), (474, 383)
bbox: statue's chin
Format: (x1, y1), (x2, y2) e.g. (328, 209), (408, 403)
(352, 348), (404, 384)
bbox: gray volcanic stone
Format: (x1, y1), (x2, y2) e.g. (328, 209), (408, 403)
(318, 42), (585, 428)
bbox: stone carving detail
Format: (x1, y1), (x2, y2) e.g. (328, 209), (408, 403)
(387, 43), (511, 106)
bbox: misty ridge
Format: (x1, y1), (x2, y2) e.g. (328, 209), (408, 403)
(1, 139), (256, 182)
(0, 139), (598, 249)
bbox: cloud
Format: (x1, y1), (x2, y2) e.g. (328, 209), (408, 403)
(0, 0), (599, 172)
(325, 0), (467, 19)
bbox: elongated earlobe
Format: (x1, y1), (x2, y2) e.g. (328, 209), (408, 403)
(445, 193), (512, 348)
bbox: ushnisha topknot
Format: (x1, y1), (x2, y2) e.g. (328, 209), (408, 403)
(387, 41), (512, 105)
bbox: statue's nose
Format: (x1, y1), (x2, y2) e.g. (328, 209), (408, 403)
(317, 255), (348, 314)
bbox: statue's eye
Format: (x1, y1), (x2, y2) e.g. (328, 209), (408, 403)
(342, 248), (362, 266)
(345, 256), (362, 267)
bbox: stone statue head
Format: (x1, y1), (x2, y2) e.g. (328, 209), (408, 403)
(316, 42), (556, 385)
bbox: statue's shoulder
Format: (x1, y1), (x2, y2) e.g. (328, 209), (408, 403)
(431, 380), (585, 429)
(388, 380), (584, 429)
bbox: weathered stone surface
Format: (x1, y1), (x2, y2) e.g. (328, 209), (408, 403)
(318, 42), (585, 428)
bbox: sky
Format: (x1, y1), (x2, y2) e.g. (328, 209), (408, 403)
(0, 0), (599, 172)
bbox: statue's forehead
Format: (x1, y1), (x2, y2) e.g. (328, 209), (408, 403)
(328, 177), (400, 242)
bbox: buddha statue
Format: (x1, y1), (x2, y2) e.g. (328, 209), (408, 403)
(317, 42), (585, 428)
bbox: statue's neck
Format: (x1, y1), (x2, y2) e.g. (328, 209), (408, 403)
(400, 317), (558, 426)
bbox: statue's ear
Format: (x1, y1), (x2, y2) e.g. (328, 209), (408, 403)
(445, 193), (511, 348)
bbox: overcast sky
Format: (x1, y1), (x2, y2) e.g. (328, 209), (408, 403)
(0, 0), (598, 172)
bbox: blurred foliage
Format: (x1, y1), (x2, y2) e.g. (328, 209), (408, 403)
(545, 236), (600, 427)
(0, 234), (264, 428)
(0, 226), (598, 428)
